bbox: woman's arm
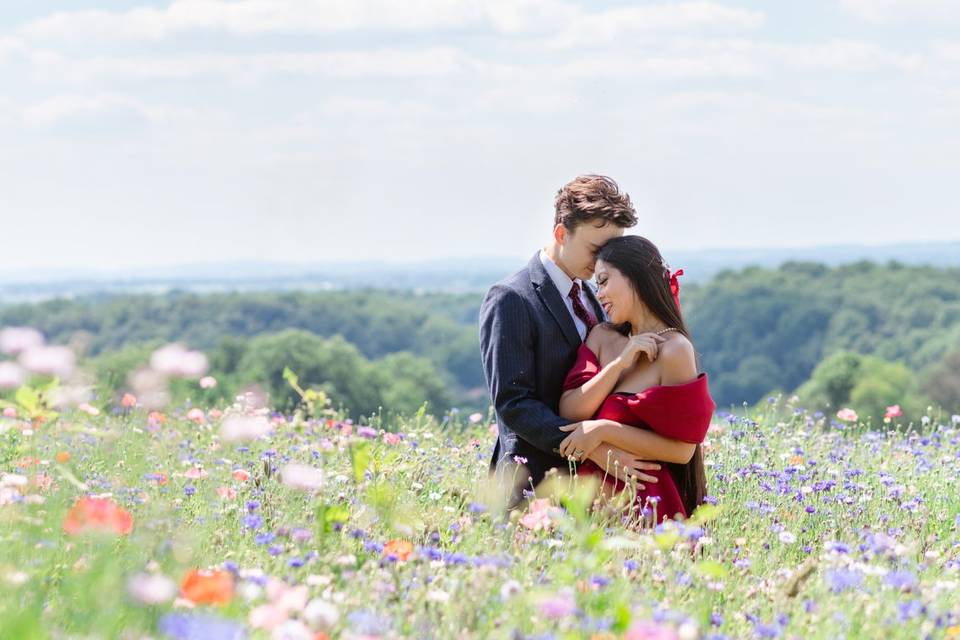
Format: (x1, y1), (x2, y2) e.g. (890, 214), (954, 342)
(598, 336), (700, 463)
(559, 336), (700, 463)
(558, 329), (664, 421)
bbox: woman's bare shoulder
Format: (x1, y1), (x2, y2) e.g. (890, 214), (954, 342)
(659, 333), (697, 383)
(585, 323), (623, 354)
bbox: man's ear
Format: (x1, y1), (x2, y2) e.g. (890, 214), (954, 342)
(553, 223), (567, 246)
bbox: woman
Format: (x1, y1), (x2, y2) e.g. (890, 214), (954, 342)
(556, 235), (714, 525)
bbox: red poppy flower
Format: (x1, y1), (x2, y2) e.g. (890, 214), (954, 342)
(181, 569), (234, 605)
(63, 496), (134, 536)
(383, 539), (413, 561)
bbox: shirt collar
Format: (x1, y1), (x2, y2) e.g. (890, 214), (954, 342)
(539, 249), (580, 298)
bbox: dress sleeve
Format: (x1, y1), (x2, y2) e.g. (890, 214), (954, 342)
(562, 343), (601, 392)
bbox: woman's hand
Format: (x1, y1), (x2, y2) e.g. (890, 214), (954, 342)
(616, 333), (666, 367)
(558, 419), (609, 461)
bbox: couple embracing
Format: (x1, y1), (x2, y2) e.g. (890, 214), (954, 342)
(479, 174), (715, 526)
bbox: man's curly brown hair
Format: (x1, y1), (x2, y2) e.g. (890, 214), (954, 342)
(554, 174), (638, 231)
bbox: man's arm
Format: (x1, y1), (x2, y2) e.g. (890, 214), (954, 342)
(479, 284), (568, 455)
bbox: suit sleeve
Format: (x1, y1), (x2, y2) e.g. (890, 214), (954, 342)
(479, 283), (569, 455)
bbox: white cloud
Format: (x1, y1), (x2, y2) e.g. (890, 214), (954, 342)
(840, 0), (960, 23)
(30, 47), (475, 82)
(22, 93), (172, 125)
(541, 2), (764, 48)
(18, 0), (764, 43)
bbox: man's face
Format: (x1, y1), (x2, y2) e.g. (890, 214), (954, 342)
(556, 221), (624, 281)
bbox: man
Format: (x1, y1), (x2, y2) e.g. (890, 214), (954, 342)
(479, 174), (662, 510)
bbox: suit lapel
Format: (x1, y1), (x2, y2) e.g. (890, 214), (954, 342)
(528, 253), (582, 347)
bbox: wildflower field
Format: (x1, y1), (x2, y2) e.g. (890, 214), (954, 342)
(2, 340), (960, 639)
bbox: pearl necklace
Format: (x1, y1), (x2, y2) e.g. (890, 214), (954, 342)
(655, 327), (680, 336)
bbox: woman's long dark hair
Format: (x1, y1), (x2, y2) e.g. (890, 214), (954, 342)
(595, 235), (707, 517)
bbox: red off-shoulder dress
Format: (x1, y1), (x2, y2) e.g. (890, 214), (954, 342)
(562, 342), (716, 523)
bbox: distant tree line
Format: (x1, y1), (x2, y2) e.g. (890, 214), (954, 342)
(2, 261), (958, 422)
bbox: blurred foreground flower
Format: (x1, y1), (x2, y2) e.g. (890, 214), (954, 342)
(19, 345), (75, 378)
(280, 464), (324, 491)
(0, 361), (25, 389)
(151, 344), (209, 378)
(180, 569), (234, 606)
(382, 539), (413, 561)
(200, 375), (218, 389)
(220, 414), (272, 443)
(63, 496), (134, 536)
(128, 572), (178, 605)
(0, 327), (44, 355)
(159, 612), (246, 640)
(836, 408), (858, 423)
(625, 621), (681, 640)
(519, 498), (560, 531)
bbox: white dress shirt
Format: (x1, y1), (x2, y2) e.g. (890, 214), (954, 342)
(539, 249), (595, 340)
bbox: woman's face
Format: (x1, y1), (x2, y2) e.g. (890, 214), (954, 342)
(594, 260), (640, 325)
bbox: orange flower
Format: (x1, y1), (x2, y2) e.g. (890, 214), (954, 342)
(63, 496), (134, 536)
(383, 539), (413, 561)
(788, 455), (804, 465)
(55, 451), (71, 464)
(121, 393), (138, 408)
(180, 569), (234, 605)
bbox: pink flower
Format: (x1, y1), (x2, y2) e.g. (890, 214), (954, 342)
(519, 498), (558, 531)
(2, 407), (16, 418)
(0, 327), (44, 355)
(220, 414), (271, 443)
(339, 423), (353, 437)
(280, 464), (324, 491)
(468, 412), (484, 424)
(120, 393), (138, 408)
(383, 432), (401, 445)
(199, 376), (218, 389)
(885, 405), (903, 419)
(77, 402), (100, 416)
(19, 345), (75, 378)
(0, 361), (26, 390)
(249, 580), (309, 630)
(836, 408), (859, 423)
(128, 572), (177, 605)
(209, 408), (223, 419)
(150, 344), (209, 378)
(184, 467), (208, 479)
(489, 422), (499, 437)
(232, 469), (250, 482)
(625, 622), (680, 640)
(538, 590), (576, 619)
(187, 408), (206, 424)
(216, 486), (236, 500)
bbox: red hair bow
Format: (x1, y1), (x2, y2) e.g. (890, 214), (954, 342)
(669, 269), (684, 312)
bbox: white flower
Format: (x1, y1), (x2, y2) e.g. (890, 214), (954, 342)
(19, 345), (75, 378)
(779, 531), (797, 544)
(303, 598), (340, 631)
(0, 362), (25, 390)
(150, 343), (209, 378)
(0, 327), (44, 355)
(127, 573), (177, 605)
(426, 589), (450, 604)
(220, 414), (272, 443)
(280, 464), (324, 491)
(500, 579), (521, 600)
(271, 619), (312, 640)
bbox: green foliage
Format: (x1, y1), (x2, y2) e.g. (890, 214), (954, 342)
(796, 350), (929, 423)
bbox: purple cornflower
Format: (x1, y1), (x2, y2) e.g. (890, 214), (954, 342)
(158, 613), (246, 640)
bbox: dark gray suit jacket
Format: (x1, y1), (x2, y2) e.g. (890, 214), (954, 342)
(479, 252), (605, 504)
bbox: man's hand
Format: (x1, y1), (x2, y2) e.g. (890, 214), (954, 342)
(587, 443), (661, 488)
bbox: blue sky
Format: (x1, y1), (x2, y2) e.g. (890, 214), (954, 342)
(1, 0), (958, 270)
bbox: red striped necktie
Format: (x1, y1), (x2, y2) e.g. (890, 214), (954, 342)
(568, 281), (598, 332)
